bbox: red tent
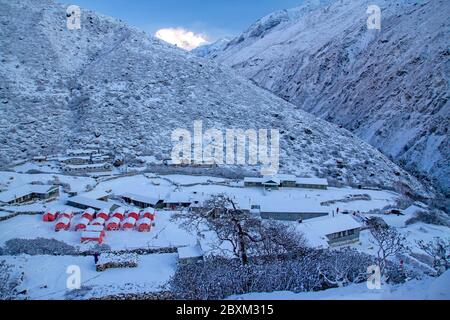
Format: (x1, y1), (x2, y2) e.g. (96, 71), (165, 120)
(137, 218), (152, 232)
(127, 209), (140, 220)
(91, 217), (106, 226)
(43, 209), (58, 222)
(112, 207), (125, 220)
(82, 208), (95, 221)
(141, 208), (156, 221)
(61, 210), (74, 219)
(81, 231), (104, 244)
(97, 207), (110, 220)
(55, 217), (71, 232)
(75, 217), (90, 231)
(106, 217), (121, 231)
(122, 217), (136, 230)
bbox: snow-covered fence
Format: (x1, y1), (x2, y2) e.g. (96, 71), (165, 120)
(96, 252), (139, 272)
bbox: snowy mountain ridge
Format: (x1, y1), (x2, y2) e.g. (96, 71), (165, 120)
(198, 0), (449, 195)
(0, 0), (431, 197)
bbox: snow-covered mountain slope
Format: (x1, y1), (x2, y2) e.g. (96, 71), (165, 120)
(202, 0), (449, 195)
(192, 38), (231, 58)
(0, 0), (430, 196)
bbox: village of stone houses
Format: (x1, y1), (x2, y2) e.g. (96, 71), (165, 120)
(0, 145), (448, 300)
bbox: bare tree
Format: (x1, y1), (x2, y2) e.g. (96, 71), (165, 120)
(369, 225), (406, 277)
(416, 238), (450, 275)
(174, 193), (306, 265)
(0, 260), (23, 300)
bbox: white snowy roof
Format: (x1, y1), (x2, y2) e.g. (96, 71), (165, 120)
(298, 215), (361, 236)
(178, 245), (203, 259)
(81, 231), (102, 238)
(66, 196), (110, 210)
(265, 174), (297, 182)
(122, 193), (160, 205)
(262, 177), (281, 185)
(0, 184), (57, 203)
(260, 202), (329, 214)
(141, 207), (156, 214)
(92, 217), (106, 224)
(113, 207), (125, 214)
(137, 218), (152, 226)
(107, 217), (121, 225)
(123, 217), (137, 225)
(77, 217), (91, 226)
(296, 178), (329, 186)
(83, 208), (96, 215)
(56, 217), (71, 225)
(127, 207), (140, 214)
(164, 192), (195, 204)
(65, 163), (110, 169)
(100, 207), (112, 214)
(403, 205), (425, 216)
(244, 177), (264, 183)
(59, 156), (91, 161)
(67, 149), (98, 156)
(86, 225), (104, 232)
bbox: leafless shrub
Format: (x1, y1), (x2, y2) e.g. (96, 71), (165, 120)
(0, 260), (24, 300)
(416, 238), (450, 275)
(369, 225), (406, 277)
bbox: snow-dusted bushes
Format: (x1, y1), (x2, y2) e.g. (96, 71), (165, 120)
(170, 248), (376, 300)
(0, 260), (24, 300)
(3, 238), (78, 256)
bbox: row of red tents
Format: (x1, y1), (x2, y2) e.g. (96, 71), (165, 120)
(46, 207), (157, 236)
(79, 207), (156, 222)
(43, 209), (73, 222)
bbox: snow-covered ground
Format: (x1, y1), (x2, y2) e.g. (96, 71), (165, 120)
(0, 171), (96, 194)
(229, 270), (450, 300)
(2, 253), (178, 300)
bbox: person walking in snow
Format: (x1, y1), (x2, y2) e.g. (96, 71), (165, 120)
(93, 252), (99, 265)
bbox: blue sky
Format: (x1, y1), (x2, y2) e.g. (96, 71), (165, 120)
(70, 0), (304, 40)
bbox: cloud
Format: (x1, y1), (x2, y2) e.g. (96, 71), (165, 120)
(155, 28), (209, 51)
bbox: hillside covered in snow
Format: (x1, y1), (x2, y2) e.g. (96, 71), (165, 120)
(199, 0), (449, 195)
(0, 0), (432, 196)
